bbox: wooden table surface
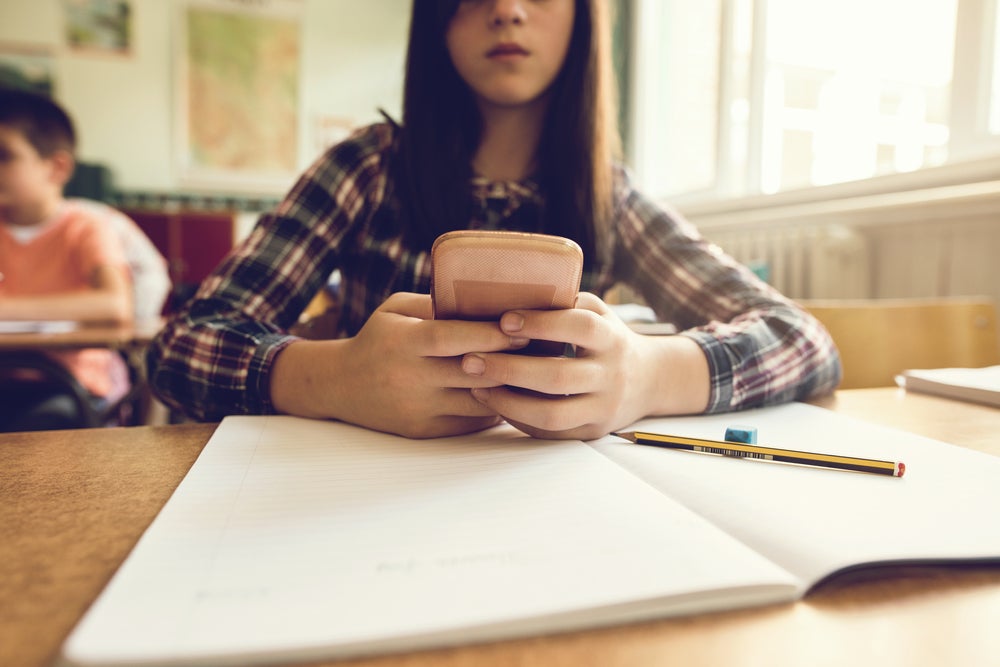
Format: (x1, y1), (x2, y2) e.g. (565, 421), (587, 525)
(0, 319), (164, 352)
(2, 388), (999, 667)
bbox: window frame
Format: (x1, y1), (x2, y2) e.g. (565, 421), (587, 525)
(625, 0), (1000, 209)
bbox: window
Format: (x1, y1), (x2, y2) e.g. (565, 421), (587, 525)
(627, 0), (1000, 203)
(990, 2), (1000, 133)
(628, 0), (723, 196)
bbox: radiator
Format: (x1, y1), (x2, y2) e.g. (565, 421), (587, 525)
(704, 225), (871, 299)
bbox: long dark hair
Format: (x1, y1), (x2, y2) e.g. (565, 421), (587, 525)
(398, 0), (620, 269)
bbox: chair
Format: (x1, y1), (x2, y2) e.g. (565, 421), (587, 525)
(799, 297), (1000, 389)
(0, 351), (144, 430)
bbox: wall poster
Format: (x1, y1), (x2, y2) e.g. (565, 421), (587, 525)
(0, 45), (55, 95)
(63, 0), (133, 56)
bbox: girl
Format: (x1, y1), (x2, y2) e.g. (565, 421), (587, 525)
(147, 0), (841, 439)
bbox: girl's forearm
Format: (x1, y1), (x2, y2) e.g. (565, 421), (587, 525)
(269, 338), (352, 420)
(638, 334), (711, 417)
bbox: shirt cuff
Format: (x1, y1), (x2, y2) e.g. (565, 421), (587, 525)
(248, 334), (299, 415)
(681, 331), (734, 413)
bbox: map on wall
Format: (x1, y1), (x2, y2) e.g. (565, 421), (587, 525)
(176, 0), (302, 193)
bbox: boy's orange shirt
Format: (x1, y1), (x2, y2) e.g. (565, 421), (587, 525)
(0, 202), (131, 399)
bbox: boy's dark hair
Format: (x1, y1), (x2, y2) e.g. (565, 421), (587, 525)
(399, 0), (619, 269)
(0, 87), (77, 157)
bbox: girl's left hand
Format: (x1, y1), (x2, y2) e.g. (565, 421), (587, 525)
(460, 292), (701, 440)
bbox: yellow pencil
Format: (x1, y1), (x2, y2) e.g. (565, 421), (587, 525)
(612, 430), (905, 477)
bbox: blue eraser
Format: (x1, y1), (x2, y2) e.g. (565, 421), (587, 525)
(724, 425), (758, 444)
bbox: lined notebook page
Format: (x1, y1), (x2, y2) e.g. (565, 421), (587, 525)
(592, 403), (1000, 587)
(64, 416), (797, 667)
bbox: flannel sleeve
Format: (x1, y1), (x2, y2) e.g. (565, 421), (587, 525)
(613, 186), (842, 412)
(146, 127), (391, 421)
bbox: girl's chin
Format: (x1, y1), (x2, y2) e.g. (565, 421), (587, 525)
(474, 90), (550, 112)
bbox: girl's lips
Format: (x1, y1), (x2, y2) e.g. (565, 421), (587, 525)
(487, 43), (529, 58)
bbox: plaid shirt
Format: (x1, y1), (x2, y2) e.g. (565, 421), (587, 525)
(147, 122), (840, 421)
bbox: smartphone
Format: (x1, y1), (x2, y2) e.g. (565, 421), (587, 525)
(431, 230), (583, 321)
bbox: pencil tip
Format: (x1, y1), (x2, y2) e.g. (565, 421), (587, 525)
(611, 431), (637, 443)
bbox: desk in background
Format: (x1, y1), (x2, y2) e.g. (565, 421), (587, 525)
(2, 388), (999, 667)
(0, 320), (165, 426)
(0, 320), (162, 353)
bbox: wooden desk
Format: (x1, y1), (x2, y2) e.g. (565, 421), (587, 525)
(0, 319), (163, 352)
(0, 320), (166, 426)
(2, 389), (999, 667)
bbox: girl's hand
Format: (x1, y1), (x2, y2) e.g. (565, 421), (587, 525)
(460, 292), (710, 440)
(270, 292), (529, 439)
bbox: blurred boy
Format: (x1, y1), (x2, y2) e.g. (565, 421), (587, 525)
(0, 88), (132, 431)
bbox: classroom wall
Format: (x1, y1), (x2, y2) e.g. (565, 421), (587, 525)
(0, 0), (409, 195)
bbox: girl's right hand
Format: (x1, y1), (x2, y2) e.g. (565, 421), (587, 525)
(270, 292), (528, 439)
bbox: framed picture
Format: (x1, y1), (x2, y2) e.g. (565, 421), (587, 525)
(174, 0), (303, 194)
(0, 44), (54, 95)
(63, 0), (133, 56)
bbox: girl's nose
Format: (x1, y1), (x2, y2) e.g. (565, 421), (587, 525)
(490, 0), (527, 27)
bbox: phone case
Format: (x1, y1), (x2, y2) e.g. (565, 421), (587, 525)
(431, 230), (583, 320)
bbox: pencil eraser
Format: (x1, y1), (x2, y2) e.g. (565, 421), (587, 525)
(724, 426), (757, 444)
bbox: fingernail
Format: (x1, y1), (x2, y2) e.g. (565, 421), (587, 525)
(471, 387), (489, 402)
(463, 354), (486, 376)
(509, 336), (529, 347)
(501, 312), (524, 333)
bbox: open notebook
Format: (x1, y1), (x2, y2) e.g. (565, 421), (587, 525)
(61, 403), (1000, 667)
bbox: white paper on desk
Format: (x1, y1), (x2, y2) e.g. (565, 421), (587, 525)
(591, 402), (1000, 586)
(0, 320), (78, 334)
(62, 415), (797, 667)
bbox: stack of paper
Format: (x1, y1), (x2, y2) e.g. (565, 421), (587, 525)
(896, 365), (1000, 407)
